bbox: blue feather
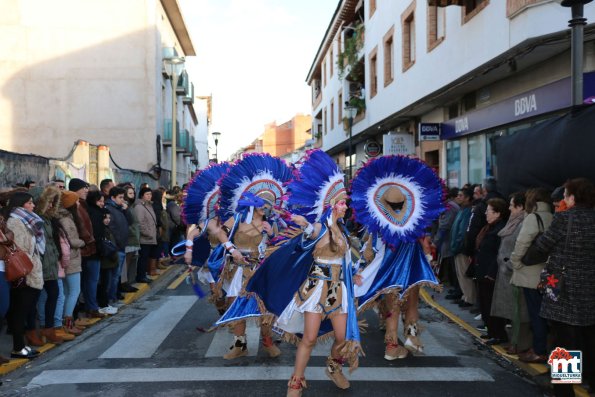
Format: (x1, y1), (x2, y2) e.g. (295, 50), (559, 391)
(182, 162), (231, 225)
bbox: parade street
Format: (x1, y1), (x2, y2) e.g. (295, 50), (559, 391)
(0, 268), (543, 397)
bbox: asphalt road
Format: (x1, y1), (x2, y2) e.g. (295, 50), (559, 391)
(0, 269), (544, 397)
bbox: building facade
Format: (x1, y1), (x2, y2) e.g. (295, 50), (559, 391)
(0, 0), (202, 186)
(307, 0), (595, 187)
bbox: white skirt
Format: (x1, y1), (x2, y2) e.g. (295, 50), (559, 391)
(275, 280), (349, 334)
(196, 267), (215, 285)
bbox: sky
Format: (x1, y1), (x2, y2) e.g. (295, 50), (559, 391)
(178, 0), (338, 161)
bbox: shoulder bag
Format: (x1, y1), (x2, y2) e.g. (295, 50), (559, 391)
(2, 241), (34, 282)
(521, 213), (549, 266)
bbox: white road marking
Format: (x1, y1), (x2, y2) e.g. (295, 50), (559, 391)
(205, 321), (260, 357)
(28, 366), (494, 386)
(100, 296), (197, 359)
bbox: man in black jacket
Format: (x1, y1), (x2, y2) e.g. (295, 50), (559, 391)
(104, 186), (132, 304)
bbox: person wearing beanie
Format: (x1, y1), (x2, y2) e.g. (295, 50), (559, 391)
(61, 191), (79, 209)
(55, 190), (86, 336)
(68, 178), (89, 193)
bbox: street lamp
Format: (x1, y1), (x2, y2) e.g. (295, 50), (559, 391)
(212, 131), (221, 163)
(163, 56), (185, 187)
(344, 104), (358, 181)
(561, 0), (592, 106)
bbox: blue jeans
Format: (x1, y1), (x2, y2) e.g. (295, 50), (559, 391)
(82, 258), (100, 311)
(0, 270), (9, 318)
(523, 287), (548, 355)
(63, 272), (81, 317)
(109, 251), (126, 301)
(38, 279), (65, 327)
(36, 279), (59, 328)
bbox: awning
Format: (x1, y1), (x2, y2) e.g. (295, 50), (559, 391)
(427, 0), (465, 6)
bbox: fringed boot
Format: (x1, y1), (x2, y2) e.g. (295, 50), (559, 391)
(403, 321), (424, 354)
(261, 335), (281, 358)
(286, 375), (307, 397)
(325, 356), (350, 389)
(223, 334), (248, 360)
(384, 336), (408, 360)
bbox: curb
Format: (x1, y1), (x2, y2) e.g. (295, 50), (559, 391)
(420, 288), (590, 397)
(0, 264), (180, 377)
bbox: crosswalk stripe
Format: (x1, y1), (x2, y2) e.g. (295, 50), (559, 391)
(100, 296), (197, 359)
(28, 366), (494, 385)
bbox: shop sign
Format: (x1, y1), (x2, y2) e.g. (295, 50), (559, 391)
(441, 71), (595, 140)
(383, 132), (415, 156)
(364, 140), (382, 157)
(419, 123), (441, 141)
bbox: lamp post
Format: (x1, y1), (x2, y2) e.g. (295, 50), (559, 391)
(212, 131), (221, 163)
(344, 104), (358, 181)
(561, 0), (592, 106)
(163, 56), (185, 188)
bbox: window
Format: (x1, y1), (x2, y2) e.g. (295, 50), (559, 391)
(330, 99), (335, 130)
(467, 135), (483, 184)
(427, 5), (445, 52)
(323, 60), (327, 87)
(446, 140), (461, 188)
(463, 0), (489, 24)
(338, 91), (343, 121)
(383, 27), (394, 87)
(369, 46), (378, 97)
(323, 107), (327, 135)
(401, 2), (416, 72)
(369, 0), (376, 18)
(330, 46), (334, 78)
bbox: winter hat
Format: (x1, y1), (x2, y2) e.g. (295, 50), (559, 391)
(28, 186), (44, 202)
(551, 186), (565, 203)
(68, 178), (89, 192)
(61, 191), (79, 208)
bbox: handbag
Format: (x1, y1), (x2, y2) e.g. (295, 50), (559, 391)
(99, 237), (118, 259)
(536, 214), (572, 301)
(521, 213), (548, 266)
(2, 242), (35, 282)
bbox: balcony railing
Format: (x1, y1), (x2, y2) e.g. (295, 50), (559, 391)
(163, 119), (179, 147)
(177, 70), (190, 96)
(183, 82), (194, 104)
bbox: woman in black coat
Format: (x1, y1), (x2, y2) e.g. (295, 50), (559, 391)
(474, 197), (509, 345)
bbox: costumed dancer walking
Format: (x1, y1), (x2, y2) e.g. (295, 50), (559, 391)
(351, 155), (445, 360)
(218, 150), (364, 396)
(215, 153), (293, 360)
(179, 162), (232, 314)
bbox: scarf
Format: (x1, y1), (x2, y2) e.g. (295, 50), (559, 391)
(11, 207), (46, 255)
(498, 210), (525, 238)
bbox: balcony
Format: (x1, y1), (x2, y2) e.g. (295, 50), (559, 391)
(177, 70), (190, 96)
(183, 132), (195, 157)
(178, 129), (188, 153)
(163, 120), (185, 152)
(183, 82), (194, 104)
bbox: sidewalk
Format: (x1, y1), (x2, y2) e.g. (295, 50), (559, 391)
(0, 264), (182, 377)
(420, 287), (591, 397)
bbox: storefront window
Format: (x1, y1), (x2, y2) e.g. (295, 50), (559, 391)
(486, 129), (505, 178)
(446, 140), (460, 188)
(467, 135), (483, 184)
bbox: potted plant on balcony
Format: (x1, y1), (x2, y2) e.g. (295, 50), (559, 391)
(337, 23), (365, 81)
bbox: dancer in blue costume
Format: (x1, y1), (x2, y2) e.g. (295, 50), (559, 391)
(179, 162), (231, 313)
(351, 155), (445, 360)
(214, 153), (293, 360)
(217, 150), (363, 396)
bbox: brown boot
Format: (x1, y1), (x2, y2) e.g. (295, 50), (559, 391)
(54, 327), (75, 341)
(0, 354), (9, 364)
(25, 329), (45, 347)
(149, 259), (158, 276)
(286, 375), (307, 397)
(223, 335), (248, 360)
(325, 356), (350, 389)
(384, 341), (408, 360)
(403, 322), (424, 354)
(262, 335), (281, 358)
(40, 328), (64, 345)
(64, 317), (83, 335)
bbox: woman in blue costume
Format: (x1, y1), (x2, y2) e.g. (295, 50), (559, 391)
(351, 155), (445, 360)
(179, 162), (231, 314)
(218, 150), (363, 396)
(214, 153), (293, 360)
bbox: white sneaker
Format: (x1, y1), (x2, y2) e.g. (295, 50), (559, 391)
(99, 306), (118, 315)
(474, 314), (482, 321)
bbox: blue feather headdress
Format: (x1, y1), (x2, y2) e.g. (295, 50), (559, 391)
(218, 153), (293, 222)
(182, 162), (232, 226)
(350, 155), (445, 243)
(287, 149), (346, 223)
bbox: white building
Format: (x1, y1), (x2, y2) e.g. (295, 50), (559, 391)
(307, 0), (595, 189)
(0, 0), (203, 186)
